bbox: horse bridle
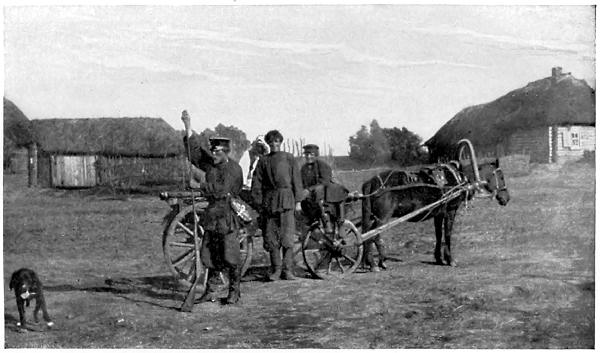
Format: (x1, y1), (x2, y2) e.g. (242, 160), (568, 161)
(475, 167), (506, 199)
(492, 168), (507, 192)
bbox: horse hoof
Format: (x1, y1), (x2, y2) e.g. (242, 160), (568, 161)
(449, 261), (457, 267)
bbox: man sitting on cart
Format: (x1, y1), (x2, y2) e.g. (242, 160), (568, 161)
(300, 144), (348, 233)
(182, 113), (244, 305)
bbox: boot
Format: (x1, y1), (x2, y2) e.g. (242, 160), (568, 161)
(226, 265), (241, 305)
(268, 249), (282, 281)
(196, 291), (217, 303)
(196, 270), (217, 303)
(281, 247), (296, 280)
(375, 237), (387, 270)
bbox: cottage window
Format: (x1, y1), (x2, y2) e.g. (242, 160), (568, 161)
(570, 131), (581, 149)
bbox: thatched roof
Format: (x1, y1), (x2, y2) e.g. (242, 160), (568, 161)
(4, 98), (35, 147)
(425, 72), (595, 154)
(32, 117), (184, 157)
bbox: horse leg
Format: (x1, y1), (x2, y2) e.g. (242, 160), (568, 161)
(375, 236), (387, 270)
(363, 239), (378, 272)
(443, 210), (457, 267)
(434, 215), (444, 265)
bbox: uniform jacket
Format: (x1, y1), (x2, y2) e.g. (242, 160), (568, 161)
(251, 151), (304, 214)
(185, 134), (243, 233)
(301, 159), (333, 189)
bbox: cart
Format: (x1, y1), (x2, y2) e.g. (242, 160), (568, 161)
(159, 180), (477, 284)
(159, 191), (256, 286)
(300, 182), (475, 280)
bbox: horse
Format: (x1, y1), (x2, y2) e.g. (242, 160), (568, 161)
(360, 139), (510, 269)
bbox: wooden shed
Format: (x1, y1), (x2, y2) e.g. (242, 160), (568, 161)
(425, 67), (595, 164)
(30, 117), (186, 188)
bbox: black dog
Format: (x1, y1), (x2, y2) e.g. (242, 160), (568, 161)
(9, 268), (53, 331)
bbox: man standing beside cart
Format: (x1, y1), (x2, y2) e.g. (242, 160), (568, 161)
(181, 111), (244, 304)
(251, 130), (304, 281)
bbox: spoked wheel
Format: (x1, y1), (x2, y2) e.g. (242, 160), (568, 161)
(163, 205), (254, 287)
(302, 219), (363, 280)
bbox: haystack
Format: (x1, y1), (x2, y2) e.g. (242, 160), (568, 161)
(4, 97), (35, 147)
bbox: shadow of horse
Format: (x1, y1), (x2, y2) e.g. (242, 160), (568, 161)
(43, 276), (186, 311)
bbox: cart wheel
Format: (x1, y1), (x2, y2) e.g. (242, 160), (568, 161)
(163, 205), (254, 286)
(302, 219), (363, 280)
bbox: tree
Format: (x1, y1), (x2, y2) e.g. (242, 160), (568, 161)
(349, 120), (428, 167)
(348, 120), (391, 167)
(383, 127), (428, 166)
(195, 123), (251, 162)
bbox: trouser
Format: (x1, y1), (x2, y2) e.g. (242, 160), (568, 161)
(262, 209), (296, 271)
(200, 231), (241, 293)
(201, 231), (240, 270)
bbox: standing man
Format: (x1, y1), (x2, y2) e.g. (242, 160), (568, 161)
(181, 111), (244, 304)
(251, 130), (304, 281)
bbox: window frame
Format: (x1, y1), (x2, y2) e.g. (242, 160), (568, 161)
(569, 129), (582, 150)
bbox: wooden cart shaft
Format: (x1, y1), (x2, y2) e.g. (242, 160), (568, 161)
(359, 187), (468, 243)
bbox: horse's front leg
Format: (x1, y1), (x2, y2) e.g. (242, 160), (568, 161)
(443, 209), (458, 267)
(434, 215), (444, 265)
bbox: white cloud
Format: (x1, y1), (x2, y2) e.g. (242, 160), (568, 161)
(410, 24), (594, 58)
(338, 45), (487, 69)
(152, 25), (343, 55)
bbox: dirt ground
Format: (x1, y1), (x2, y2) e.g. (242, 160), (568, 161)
(3, 162), (594, 348)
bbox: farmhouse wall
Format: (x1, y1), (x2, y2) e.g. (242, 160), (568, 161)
(97, 155), (187, 188)
(37, 152), (52, 188)
(505, 127), (550, 164)
(555, 125), (596, 163)
(51, 155), (98, 187)
(6, 148), (28, 174)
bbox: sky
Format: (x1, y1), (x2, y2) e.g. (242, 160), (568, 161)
(4, 5), (596, 156)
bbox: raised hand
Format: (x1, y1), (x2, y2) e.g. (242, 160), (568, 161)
(181, 110), (191, 133)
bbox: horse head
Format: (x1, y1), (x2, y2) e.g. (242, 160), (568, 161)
(477, 159), (510, 206)
(456, 139), (510, 206)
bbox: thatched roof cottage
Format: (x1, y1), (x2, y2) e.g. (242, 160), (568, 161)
(30, 117), (185, 188)
(4, 98), (35, 173)
(425, 67), (595, 164)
